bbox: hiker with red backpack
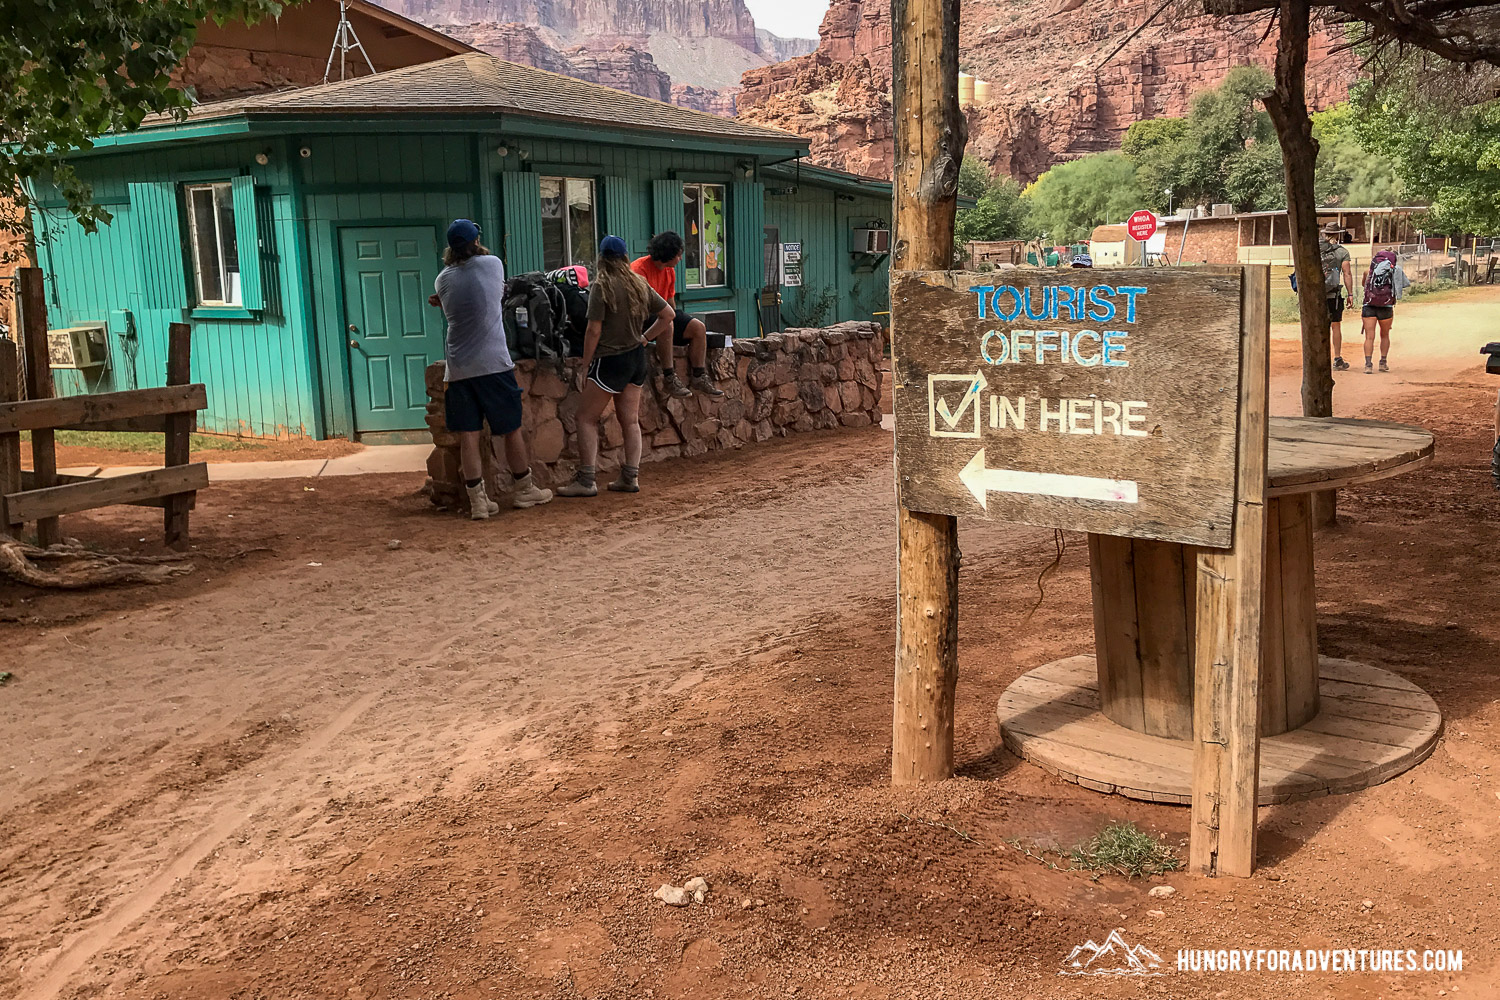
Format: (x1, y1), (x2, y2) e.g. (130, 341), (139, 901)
(1360, 248), (1410, 374)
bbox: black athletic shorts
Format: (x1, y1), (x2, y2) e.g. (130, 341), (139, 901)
(1361, 304), (1394, 320)
(642, 310), (700, 346)
(587, 346), (649, 394)
(1326, 293), (1345, 323)
(445, 369), (523, 435)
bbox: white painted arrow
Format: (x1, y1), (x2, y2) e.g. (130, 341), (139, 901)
(958, 449), (1140, 510)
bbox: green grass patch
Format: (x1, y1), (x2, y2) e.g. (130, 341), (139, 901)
(1068, 822), (1181, 879)
(22, 430), (260, 454)
(1270, 287), (1300, 325)
(1403, 277), (1461, 300)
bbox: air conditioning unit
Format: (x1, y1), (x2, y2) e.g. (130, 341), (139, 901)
(48, 324), (110, 370)
(852, 228), (892, 254)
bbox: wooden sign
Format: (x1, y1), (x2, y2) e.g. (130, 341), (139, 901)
(892, 267), (1245, 547)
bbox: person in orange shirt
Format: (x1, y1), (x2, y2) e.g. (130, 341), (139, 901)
(631, 231), (725, 398)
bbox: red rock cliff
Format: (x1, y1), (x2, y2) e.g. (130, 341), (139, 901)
(737, 0), (1357, 183)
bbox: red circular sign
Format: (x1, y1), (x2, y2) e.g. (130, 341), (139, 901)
(1126, 210), (1158, 241)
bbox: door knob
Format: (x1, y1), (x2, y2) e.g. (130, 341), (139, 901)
(348, 324), (358, 333)
(349, 339), (360, 349)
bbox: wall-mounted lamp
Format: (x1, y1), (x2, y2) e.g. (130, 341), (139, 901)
(496, 145), (509, 157)
(254, 152), (270, 166)
(299, 147), (313, 159)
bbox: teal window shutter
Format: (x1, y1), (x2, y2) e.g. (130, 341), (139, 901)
(127, 181), (189, 310)
(231, 175), (264, 311)
(602, 176), (638, 249)
(731, 181), (765, 337)
(499, 172), (544, 274)
(652, 179), (683, 291)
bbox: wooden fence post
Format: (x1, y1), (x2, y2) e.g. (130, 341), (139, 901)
(890, 0), (966, 783)
(0, 338), (20, 539)
(164, 323), (193, 549)
(1190, 265), (1271, 877)
(18, 268), (59, 547)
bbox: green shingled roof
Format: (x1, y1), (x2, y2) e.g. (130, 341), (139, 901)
(177, 52), (805, 146)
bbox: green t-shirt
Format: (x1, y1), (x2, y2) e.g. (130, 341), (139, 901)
(586, 276), (668, 357)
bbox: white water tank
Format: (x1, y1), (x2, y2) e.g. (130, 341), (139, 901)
(974, 79), (992, 105)
(1212, 203), (1235, 218)
(959, 73), (975, 108)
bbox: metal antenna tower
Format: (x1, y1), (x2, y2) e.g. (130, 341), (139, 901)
(324, 0), (376, 83)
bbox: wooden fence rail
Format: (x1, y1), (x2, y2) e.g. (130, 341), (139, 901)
(0, 268), (207, 550)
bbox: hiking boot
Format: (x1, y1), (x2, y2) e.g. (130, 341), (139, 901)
(660, 370), (692, 398)
(466, 481), (500, 520)
(690, 373), (726, 397)
(1333, 357), (1350, 371)
(555, 473), (598, 498)
(511, 472), (553, 508)
(1363, 358), (1374, 374)
(607, 462), (640, 493)
(1379, 358), (1389, 372)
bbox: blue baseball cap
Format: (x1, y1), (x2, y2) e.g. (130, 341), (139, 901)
(598, 235), (628, 258)
(446, 219), (480, 250)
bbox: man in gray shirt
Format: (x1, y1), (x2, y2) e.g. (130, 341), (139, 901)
(429, 219), (552, 518)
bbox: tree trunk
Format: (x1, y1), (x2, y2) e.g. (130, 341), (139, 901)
(1263, 0), (1337, 525)
(890, 0), (966, 784)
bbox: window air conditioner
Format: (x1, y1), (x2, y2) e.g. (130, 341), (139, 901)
(852, 228), (891, 254)
(47, 324), (110, 370)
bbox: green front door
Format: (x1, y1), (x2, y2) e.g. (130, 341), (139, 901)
(340, 226), (445, 434)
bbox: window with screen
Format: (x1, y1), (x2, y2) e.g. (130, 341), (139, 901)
(540, 176), (597, 271)
(184, 182), (241, 306)
(682, 183), (727, 288)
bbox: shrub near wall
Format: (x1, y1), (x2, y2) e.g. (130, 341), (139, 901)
(423, 322), (886, 512)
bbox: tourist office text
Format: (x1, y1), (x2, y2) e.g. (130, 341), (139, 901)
(964, 281), (1153, 437)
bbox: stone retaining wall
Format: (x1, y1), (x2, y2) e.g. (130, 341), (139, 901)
(424, 322), (886, 512)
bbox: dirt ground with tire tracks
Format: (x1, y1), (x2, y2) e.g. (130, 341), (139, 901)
(4, 293), (1500, 999)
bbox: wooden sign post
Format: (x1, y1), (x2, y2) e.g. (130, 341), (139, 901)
(889, 0), (966, 784)
(890, 265), (1270, 875)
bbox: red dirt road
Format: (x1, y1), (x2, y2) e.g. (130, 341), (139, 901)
(4, 320), (1500, 998)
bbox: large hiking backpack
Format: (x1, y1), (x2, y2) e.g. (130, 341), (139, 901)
(503, 272), (568, 376)
(1319, 239), (1347, 294)
(1364, 249), (1399, 307)
(546, 266), (591, 357)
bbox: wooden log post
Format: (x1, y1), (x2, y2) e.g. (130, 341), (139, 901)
(890, 0), (967, 783)
(0, 338), (20, 539)
(18, 268), (60, 547)
(164, 323), (193, 549)
(1262, 0), (1336, 527)
(1189, 265), (1271, 877)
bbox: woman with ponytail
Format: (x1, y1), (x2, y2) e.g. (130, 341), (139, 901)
(557, 236), (674, 497)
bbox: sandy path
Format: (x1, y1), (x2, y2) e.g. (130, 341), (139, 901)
(1270, 285), (1499, 416)
(0, 430), (1060, 999)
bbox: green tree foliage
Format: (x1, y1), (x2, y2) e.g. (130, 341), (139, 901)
(953, 157), (1031, 259)
(1123, 66), (1284, 212)
(1346, 68), (1500, 233)
(1022, 153), (1145, 244)
(2, 0), (298, 240)
(1310, 104), (1405, 208)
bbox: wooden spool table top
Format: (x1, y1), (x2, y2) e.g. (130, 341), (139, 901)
(1267, 417), (1434, 497)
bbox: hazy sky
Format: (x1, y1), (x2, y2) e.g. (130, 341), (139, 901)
(745, 0), (830, 40)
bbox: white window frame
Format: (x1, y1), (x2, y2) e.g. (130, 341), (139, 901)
(184, 181), (241, 307)
(682, 182), (729, 289)
(539, 176), (597, 270)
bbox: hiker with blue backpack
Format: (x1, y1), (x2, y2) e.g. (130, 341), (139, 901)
(1360, 248), (1410, 374)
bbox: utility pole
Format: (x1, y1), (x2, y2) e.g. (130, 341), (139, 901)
(890, 0), (966, 783)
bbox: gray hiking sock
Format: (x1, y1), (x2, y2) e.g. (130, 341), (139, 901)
(576, 465), (597, 486)
(620, 464), (639, 482)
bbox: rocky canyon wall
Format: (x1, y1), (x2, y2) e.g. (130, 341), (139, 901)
(737, 0), (1358, 183)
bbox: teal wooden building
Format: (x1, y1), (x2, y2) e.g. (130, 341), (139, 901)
(35, 54), (895, 441)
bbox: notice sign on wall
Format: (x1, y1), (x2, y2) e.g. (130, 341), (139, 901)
(891, 268), (1245, 547)
(781, 242), (803, 286)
